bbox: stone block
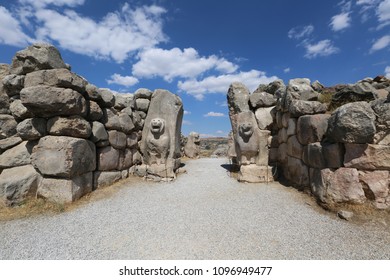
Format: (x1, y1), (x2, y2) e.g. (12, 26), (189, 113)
(118, 149), (133, 170)
(31, 136), (96, 177)
(90, 121), (108, 143)
(135, 98), (150, 112)
(287, 118), (297, 136)
(0, 141), (36, 168)
(93, 171), (122, 189)
(289, 100), (327, 117)
(278, 128), (288, 144)
(238, 165), (274, 183)
(97, 146), (120, 171)
(0, 136), (22, 153)
(359, 170), (389, 209)
(255, 107), (275, 130)
(287, 135), (303, 159)
(47, 116), (91, 138)
(285, 156), (309, 186)
(297, 114), (330, 145)
(278, 143), (288, 164)
(10, 99), (33, 120)
(86, 100), (103, 121)
(38, 172), (92, 204)
(17, 118), (46, 140)
(108, 130), (127, 150)
(344, 144), (390, 170)
(0, 114), (17, 139)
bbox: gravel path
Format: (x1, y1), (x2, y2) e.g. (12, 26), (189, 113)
(1, 158), (389, 259)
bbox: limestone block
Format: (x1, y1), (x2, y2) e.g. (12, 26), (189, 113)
(0, 114), (17, 139)
(255, 107), (275, 130)
(287, 118), (297, 136)
(90, 121), (108, 143)
(184, 132), (200, 158)
(289, 100), (327, 117)
(31, 136), (96, 177)
(10, 99), (33, 120)
(287, 78), (319, 101)
(287, 135), (303, 159)
(2, 74), (24, 96)
(134, 88), (153, 99)
(0, 141), (36, 168)
(0, 136), (22, 153)
(47, 116), (91, 138)
(97, 146), (120, 171)
(278, 143), (288, 164)
(250, 91), (276, 108)
(97, 88), (115, 108)
(344, 144), (390, 170)
(17, 118), (46, 140)
(20, 86), (86, 117)
(285, 156), (309, 186)
(302, 142), (325, 168)
(126, 132), (138, 148)
(238, 165), (274, 183)
(86, 100), (103, 121)
(118, 149), (133, 170)
(278, 128), (288, 144)
(135, 98), (150, 112)
(38, 172), (92, 203)
(359, 170), (390, 209)
(297, 114), (330, 145)
(93, 171), (122, 189)
(108, 130), (127, 150)
(0, 165), (42, 206)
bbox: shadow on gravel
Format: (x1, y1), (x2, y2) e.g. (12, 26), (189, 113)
(220, 164), (240, 173)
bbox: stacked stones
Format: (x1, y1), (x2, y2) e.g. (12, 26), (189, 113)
(0, 43), (146, 206)
(273, 78), (390, 210)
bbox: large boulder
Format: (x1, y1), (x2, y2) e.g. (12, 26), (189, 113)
(2, 74), (25, 96)
(31, 136), (96, 178)
(0, 136), (22, 153)
(250, 91), (276, 108)
(9, 99), (33, 120)
(0, 86), (10, 114)
(284, 156), (309, 186)
(184, 132), (200, 158)
(20, 86), (86, 118)
(90, 122), (109, 143)
(86, 100), (103, 121)
(297, 114), (330, 145)
(93, 171), (122, 190)
(24, 69), (87, 93)
(47, 116), (91, 138)
(255, 107), (275, 130)
(134, 88), (153, 99)
(37, 172), (92, 203)
(118, 149), (133, 170)
(330, 82), (378, 107)
(287, 135), (303, 159)
(10, 43), (67, 75)
(310, 168), (366, 204)
(0, 114), (17, 139)
(371, 99), (390, 130)
(289, 100), (327, 117)
(327, 102), (376, 144)
(287, 78), (319, 101)
(108, 130), (127, 150)
(0, 141), (36, 168)
(102, 108), (135, 134)
(238, 165), (273, 183)
(16, 118), (47, 140)
(97, 88), (115, 108)
(359, 171), (389, 209)
(227, 82), (250, 136)
(0, 165), (42, 206)
(97, 146), (120, 171)
(135, 98), (150, 112)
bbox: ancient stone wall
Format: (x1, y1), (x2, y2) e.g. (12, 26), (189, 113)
(0, 44), (182, 206)
(228, 76), (390, 210)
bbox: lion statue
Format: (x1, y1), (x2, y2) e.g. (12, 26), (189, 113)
(145, 118), (170, 165)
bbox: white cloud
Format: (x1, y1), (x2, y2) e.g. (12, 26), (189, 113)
(26, 4), (167, 63)
(330, 12), (352, 31)
(182, 120), (192, 125)
(107, 73), (139, 87)
(377, 0), (390, 27)
(184, 110), (191, 115)
(370, 35), (390, 52)
(216, 101), (228, 107)
(204, 112), (225, 117)
(288, 25), (314, 39)
(385, 66), (390, 78)
(0, 6), (32, 47)
(132, 47), (238, 82)
(216, 130), (225, 134)
(283, 67), (291, 73)
(357, 0), (381, 22)
(18, 0), (85, 8)
(304, 40), (340, 58)
(178, 70), (278, 100)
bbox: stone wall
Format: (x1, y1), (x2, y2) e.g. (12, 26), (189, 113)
(228, 77), (390, 210)
(0, 44), (182, 206)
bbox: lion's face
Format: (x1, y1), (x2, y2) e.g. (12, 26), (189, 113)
(150, 118), (165, 134)
(239, 122), (253, 138)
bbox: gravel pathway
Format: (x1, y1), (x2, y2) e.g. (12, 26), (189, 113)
(1, 158), (389, 259)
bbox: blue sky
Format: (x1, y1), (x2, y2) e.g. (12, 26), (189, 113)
(0, 0), (389, 137)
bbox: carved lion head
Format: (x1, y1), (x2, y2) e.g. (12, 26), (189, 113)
(150, 118), (165, 134)
(238, 122), (253, 139)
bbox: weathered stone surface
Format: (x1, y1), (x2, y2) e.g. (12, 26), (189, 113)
(93, 171), (122, 189)
(289, 100), (327, 117)
(311, 80), (324, 92)
(310, 168), (366, 204)
(282, 113), (289, 128)
(0, 114), (17, 139)
(375, 132), (390, 145)
(211, 144), (228, 158)
(121, 106), (133, 117)
(9, 99), (33, 120)
(287, 135), (303, 159)
(134, 88), (153, 99)
(0, 141), (36, 168)
(269, 148), (278, 163)
(234, 111), (269, 165)
(337, 210), (354, 221)
(2, 74), (24, 96)
(96, 140), (109, 147)
(31, 136), (96, 177)
(278, 127), (288, 144)
(276, 111), (283, 129)
(108, 130), (127, 150)
(331, 82), (378, 107)
(287, 118), (297, 136)
(285, 156), (309, 186)
(322, 142), (345, 168)
(126, 132), (138, 148)
(327, 102), (376, 144)
(250, 91), (276, 108)
(20, 86), (86, 117)
(118, 149), (133, 170)
(121, 169), (129, 179)
(371, 99), (390, 130)
(10, 43), (67, 75)
(24, 69), (87, 93)
(97, 146), (120, 171)
(141, 89), (183, 179)
(85, 83), (101, 102)
(97, 88), (115, 107)
(344, 143), (390, 170)
(268, 135), (279, 148)
(0, 64), (9, 77)
(287, 78), (319, 101)
(0, 165), (41, 206)
(278, 143), (287, 163)
(114, 94), (131, 110)
(47, 116), (91, 138)
(265, 79), (286, 98)
(227, 82), (250, 136)
(302, 142), (325, 168)
(297, 114), (330, 145)
(132, 150), (142, 165)
(102, 108), (135, 133)
(0, 85), (10, 114)
(90, 121), (108, 143)
(135, 98), (150, 112)
(17, 118), (46, 140)
(0, 136), (22, 153)
(255, 107), (275, 130)
(38, 172), (92, 203)
(132, 111), (144, 130)
(359, 170), (389, 209)
(238, 165), (274, 183)
(184, 132), (200, 158)
(86, 100), (103, 121)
